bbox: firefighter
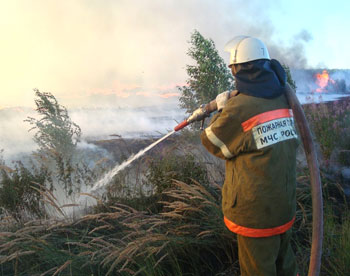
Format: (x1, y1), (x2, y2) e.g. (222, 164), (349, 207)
(200, 36), (299, 276)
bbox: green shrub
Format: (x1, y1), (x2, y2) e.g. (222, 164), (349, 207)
(0, 162), (48, 222)
(146, 153), (209, 194)
(102, 151), (211, 213)
(338, 150), (350, 166)
(25, 89), (81, 195)
(303, 98), (350, 161)
(322, 204), (350, 276)
(292, 168), (350, 275)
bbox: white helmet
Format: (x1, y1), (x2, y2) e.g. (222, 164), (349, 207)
(224, 36), (270, 67)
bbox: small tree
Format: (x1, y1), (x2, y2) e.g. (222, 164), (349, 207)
(25, 89), (81, 194)
(178, 30), (235, 115)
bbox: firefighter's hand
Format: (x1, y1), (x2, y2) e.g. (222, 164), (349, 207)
(216, 91), (230, 111)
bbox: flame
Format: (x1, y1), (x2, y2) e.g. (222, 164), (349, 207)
(315, 70), (335, 92)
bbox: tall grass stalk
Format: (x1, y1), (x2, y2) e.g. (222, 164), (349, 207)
(0, 179), (237, 275)
(303, 98), (350, 162)
(1, 116), (350, 275)
(322, 203), (350, 275)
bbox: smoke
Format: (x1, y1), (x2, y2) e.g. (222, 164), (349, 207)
(264, 29), (313, 69)
(70, 104), (184, 140)
(0, 107), (37, 162)
(331, 70), (350, 90)
(0, 103), (184, 163)
(0, 0), (322, 161)
(0, 0), (315, 108)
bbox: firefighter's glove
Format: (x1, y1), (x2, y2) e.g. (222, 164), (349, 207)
(187, 105), (208, 123)
(216, 91), (230, 111)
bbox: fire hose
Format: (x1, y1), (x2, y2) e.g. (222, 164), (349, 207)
(174, 83), (323, 276)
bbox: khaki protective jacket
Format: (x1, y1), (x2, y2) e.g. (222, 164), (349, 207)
(201, 93), (299, 237)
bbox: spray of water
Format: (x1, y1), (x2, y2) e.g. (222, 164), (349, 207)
(89, 130), (176, 192)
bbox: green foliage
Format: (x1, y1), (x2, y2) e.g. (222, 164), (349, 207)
(26, 89), (81, 157)
(146, 153), (209, 194)
(283, 64), (297, 90)
(291, 168), (350, 275)
(2, 80), (350, 274)
(0, 162), (47, 222)
(338, 150), (350, 166)
(303, 98), (350, 161)
(322, 204), (350, 276)
(102, 150), (211, 213)
(178, 30), (235, 115)
(1, 161), (350, 275)
(25, 89), (82, 194)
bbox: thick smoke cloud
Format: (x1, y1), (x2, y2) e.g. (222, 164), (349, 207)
(267, 30), (313, 68)
(0, 108), (37, 162)
(0, 104), (184, 162)
(0, 0), (318, 163)
(0, 0), (313, 108)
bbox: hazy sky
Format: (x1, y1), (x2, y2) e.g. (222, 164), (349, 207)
(1, 0), (349, 108)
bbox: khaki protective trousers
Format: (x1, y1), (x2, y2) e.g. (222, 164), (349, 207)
(237, 229), (297, 276)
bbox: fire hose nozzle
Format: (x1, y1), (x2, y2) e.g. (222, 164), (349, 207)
(174, 120), (189, 131)
(174, 105), (209, 132)
(187, 105), (210, 124)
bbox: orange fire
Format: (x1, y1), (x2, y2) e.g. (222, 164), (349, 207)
(315, 70), (335, 92)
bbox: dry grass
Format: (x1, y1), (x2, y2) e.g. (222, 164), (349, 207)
(1, 133), (349, 275)
(0, 178), (237, 275)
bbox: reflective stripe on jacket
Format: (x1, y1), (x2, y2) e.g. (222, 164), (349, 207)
(200, 93), (299, 237)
